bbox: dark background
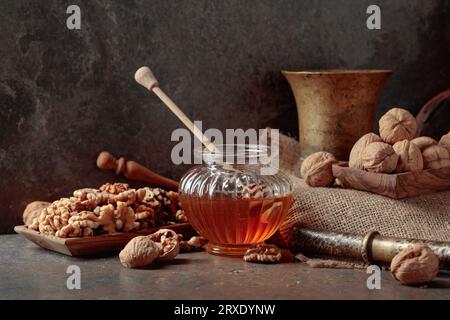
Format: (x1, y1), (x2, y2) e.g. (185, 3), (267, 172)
(0, 0), (449, 233)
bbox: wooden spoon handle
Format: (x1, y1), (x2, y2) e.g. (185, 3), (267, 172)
(96, 151), (179, 191)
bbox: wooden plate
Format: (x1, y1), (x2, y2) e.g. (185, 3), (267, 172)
(14, 224), (196, 257)
(332, 163), (450, 199)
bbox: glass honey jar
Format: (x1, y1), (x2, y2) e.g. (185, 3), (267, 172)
(179, 144), (293, 256)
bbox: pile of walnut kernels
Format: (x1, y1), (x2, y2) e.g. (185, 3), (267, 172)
(29, 183), (188, 238)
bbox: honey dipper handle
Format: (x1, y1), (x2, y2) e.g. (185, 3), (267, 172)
(134, 66), (218, 153)
(134, 66), (159, 91)
(96, 151), (179, 191)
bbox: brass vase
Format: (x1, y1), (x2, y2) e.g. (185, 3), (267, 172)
(282, 70), (391, 160)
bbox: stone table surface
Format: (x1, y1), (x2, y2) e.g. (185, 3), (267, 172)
(1, 235), (449, 300)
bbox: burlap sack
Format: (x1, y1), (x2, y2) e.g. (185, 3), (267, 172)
(277, 134), (450, 244)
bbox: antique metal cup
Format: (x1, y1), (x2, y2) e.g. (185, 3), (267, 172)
(282, 70), (391, 160)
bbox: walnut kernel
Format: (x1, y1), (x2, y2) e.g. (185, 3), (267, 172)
(99, 182), (129, 194)
(148, 229), (181, 261)
(243, 244), (282, 263)
(175, 210), (188, 223)
(180, 236), (208, 252)
(29, 183), (185, 238)
(96, 204), (116, 234)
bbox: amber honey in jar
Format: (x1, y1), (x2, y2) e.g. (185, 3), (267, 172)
(179, 144), (293, 256)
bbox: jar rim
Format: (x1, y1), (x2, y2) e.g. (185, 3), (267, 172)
(194, 144), (276, 164)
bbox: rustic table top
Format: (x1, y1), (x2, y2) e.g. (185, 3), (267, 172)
(1, 235), (449, 300)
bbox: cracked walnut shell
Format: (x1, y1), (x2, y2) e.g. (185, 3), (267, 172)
(119, 236), (161, 269)
(422, 145), (450, 169)
(362, 142), (399, 173)
(148, 229), (181, 261)
(349, 133), (383, 170)
(390, 244), (439, 285)
(392, 140), (423, 173)
(300, 152), (337, 187)
(159, 238), (180, 261)
(379, 108), (417, 144)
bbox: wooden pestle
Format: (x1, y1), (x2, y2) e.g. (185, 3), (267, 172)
(96, 151), (179, 191)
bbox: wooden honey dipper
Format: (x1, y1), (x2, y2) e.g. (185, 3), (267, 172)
(98, 67), (225, 191)
(96, 151), (179, 191)
(134, 66), (219, 154)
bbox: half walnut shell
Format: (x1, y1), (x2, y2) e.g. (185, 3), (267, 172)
(148, 229), (181, 261)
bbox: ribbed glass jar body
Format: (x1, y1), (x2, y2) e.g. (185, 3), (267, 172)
(179, 145), (292, 256)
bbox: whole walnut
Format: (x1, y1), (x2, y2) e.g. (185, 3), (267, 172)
(300, 152), (337, 187)
(411, 136), (437, 151)
(349, 133), (382, 170)
(119, 236), (161, 269)
(392, 140), (423, 173)
(379, 108), (417, 144)
(439, 131), (450, 154)
(23, 201), (51, 226)
(362, 142), (399, 173)
(422, 145), (450, 169)
(390, 244), (439, 286)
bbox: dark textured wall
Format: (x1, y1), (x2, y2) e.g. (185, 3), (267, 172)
(1, 0), (449, 233)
